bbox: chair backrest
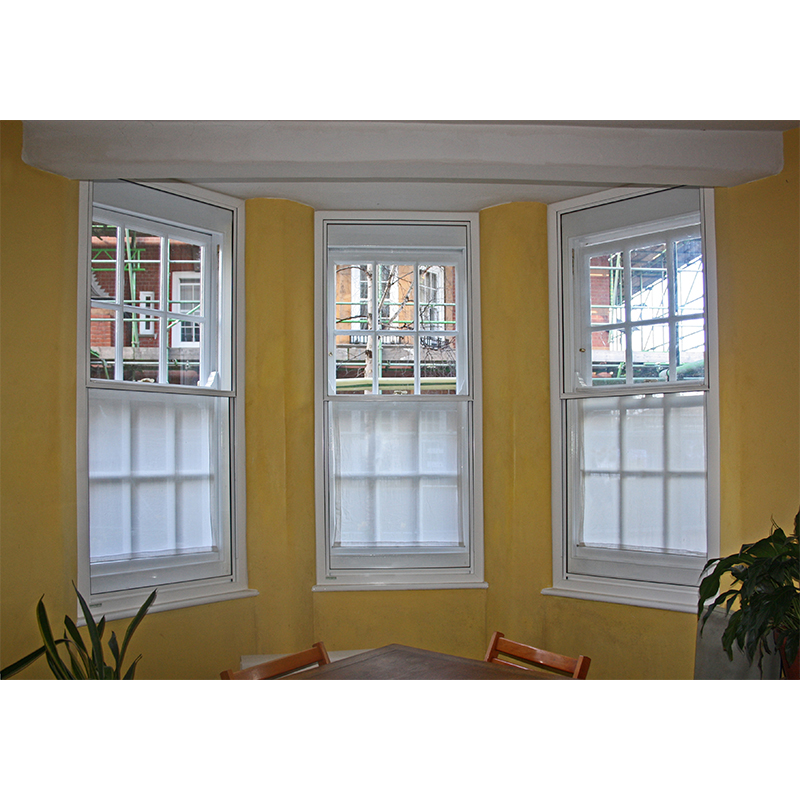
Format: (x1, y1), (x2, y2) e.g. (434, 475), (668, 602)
(484, 631), (591, 679)
(220, 642), (331, 680)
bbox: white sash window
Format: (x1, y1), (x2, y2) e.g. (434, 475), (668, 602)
(546, 188), (719, 611)
(315, 213), (484, 589)
(77, 181), (252, 619)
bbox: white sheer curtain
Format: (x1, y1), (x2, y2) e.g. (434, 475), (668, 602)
(576, 391), (707, 555)
(330, 400), (466, 551)
(88, 388), (230, 591)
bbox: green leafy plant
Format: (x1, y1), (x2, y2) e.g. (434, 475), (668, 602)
(697, 509), (799, 675)
(1, 583), (156, 680)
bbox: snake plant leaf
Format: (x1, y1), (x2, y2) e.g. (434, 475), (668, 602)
(74, 584), (105, 675)
(3, 584), (156, 679)
(0, 646), (48, 679)
(123, 654), (143, 680)
(62, 615), (88, 657)
(45, 652), (72, 680)
(69, 639), (93, 678)
(36, 597), (72, 680)
(66, 642), (89, 679)
(108, 631), (121, 676)
(117, 589), (157, 669)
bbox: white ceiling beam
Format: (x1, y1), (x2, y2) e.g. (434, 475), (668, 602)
(21, 121), (786, 188)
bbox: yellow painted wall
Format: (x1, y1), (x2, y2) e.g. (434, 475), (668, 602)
(1, 121), (797, 679)
(1, 121), (80, 679)
(715, 127), (800, 550)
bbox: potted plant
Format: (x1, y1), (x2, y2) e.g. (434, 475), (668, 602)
(1, 583), (156, 680)
(697, 508), (799, 678)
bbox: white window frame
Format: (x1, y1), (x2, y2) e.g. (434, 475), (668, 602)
(77, 180), (255, 621)
(544, 187), (720, 613)
(314, 211), (485, 591)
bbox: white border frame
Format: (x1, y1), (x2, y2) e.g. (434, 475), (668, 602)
(313, 211), (486, 591)
(543, 187), (720, 613)
(77, 181), (256, 621)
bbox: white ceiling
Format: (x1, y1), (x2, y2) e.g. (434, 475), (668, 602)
(22, 120), (797, 211)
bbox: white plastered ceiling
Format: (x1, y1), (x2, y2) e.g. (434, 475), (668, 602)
(21, 120), (797, 211)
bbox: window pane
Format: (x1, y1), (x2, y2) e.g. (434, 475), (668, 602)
(631, 322), (670, 382)
(378, 334), (415, 394)
(124, 230), (160, 305)
(378, 264), (415, 332)
(667, 476), (706, 553)
(581, 473), (621, 547)
(166, 316), (202, 386)
(335, 264), (370, 330)
(675, 237), (704, 316)
(122, 318), (158, 382)
(91, 223), (118, 302)
(420, 478), (461, 543)
(581, 398), (621, 472)
(621, 474), (664, 550)
(667, 394), (706, 471)
(419, 264), (456, 331)
(170, 272), (202, 342)
(89, 313), (115, 379)
(590, 328), (627, 386)
(169, 238), (202, 279)
(622, 399), (664, 471)
(335, 337), (370, 394)
(420, 336), (457, 394)
(677, 319), (705, 380)
(630, 243), (667, 322)
(589, 253), (624, 326)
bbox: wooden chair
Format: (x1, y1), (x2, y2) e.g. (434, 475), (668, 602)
(484, 631), (591, 679)
(220, 642), (331, 680)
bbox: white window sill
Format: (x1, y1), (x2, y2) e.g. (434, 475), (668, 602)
(542, 576), (699, 614)
(313, 581), (488, 592)
(79, 585), (259, 623)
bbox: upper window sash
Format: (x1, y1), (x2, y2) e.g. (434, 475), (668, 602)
(325, 245), (470, 399)
(562, 212), (708, 398)
(87, 207), (228, 392)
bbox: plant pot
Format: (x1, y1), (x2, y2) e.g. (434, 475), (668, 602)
(780, 645), (799, 679)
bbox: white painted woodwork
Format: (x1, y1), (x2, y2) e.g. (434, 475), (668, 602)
(22, 120), (790, 211)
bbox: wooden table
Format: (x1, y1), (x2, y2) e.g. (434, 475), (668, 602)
(282, 643), (566, 680)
